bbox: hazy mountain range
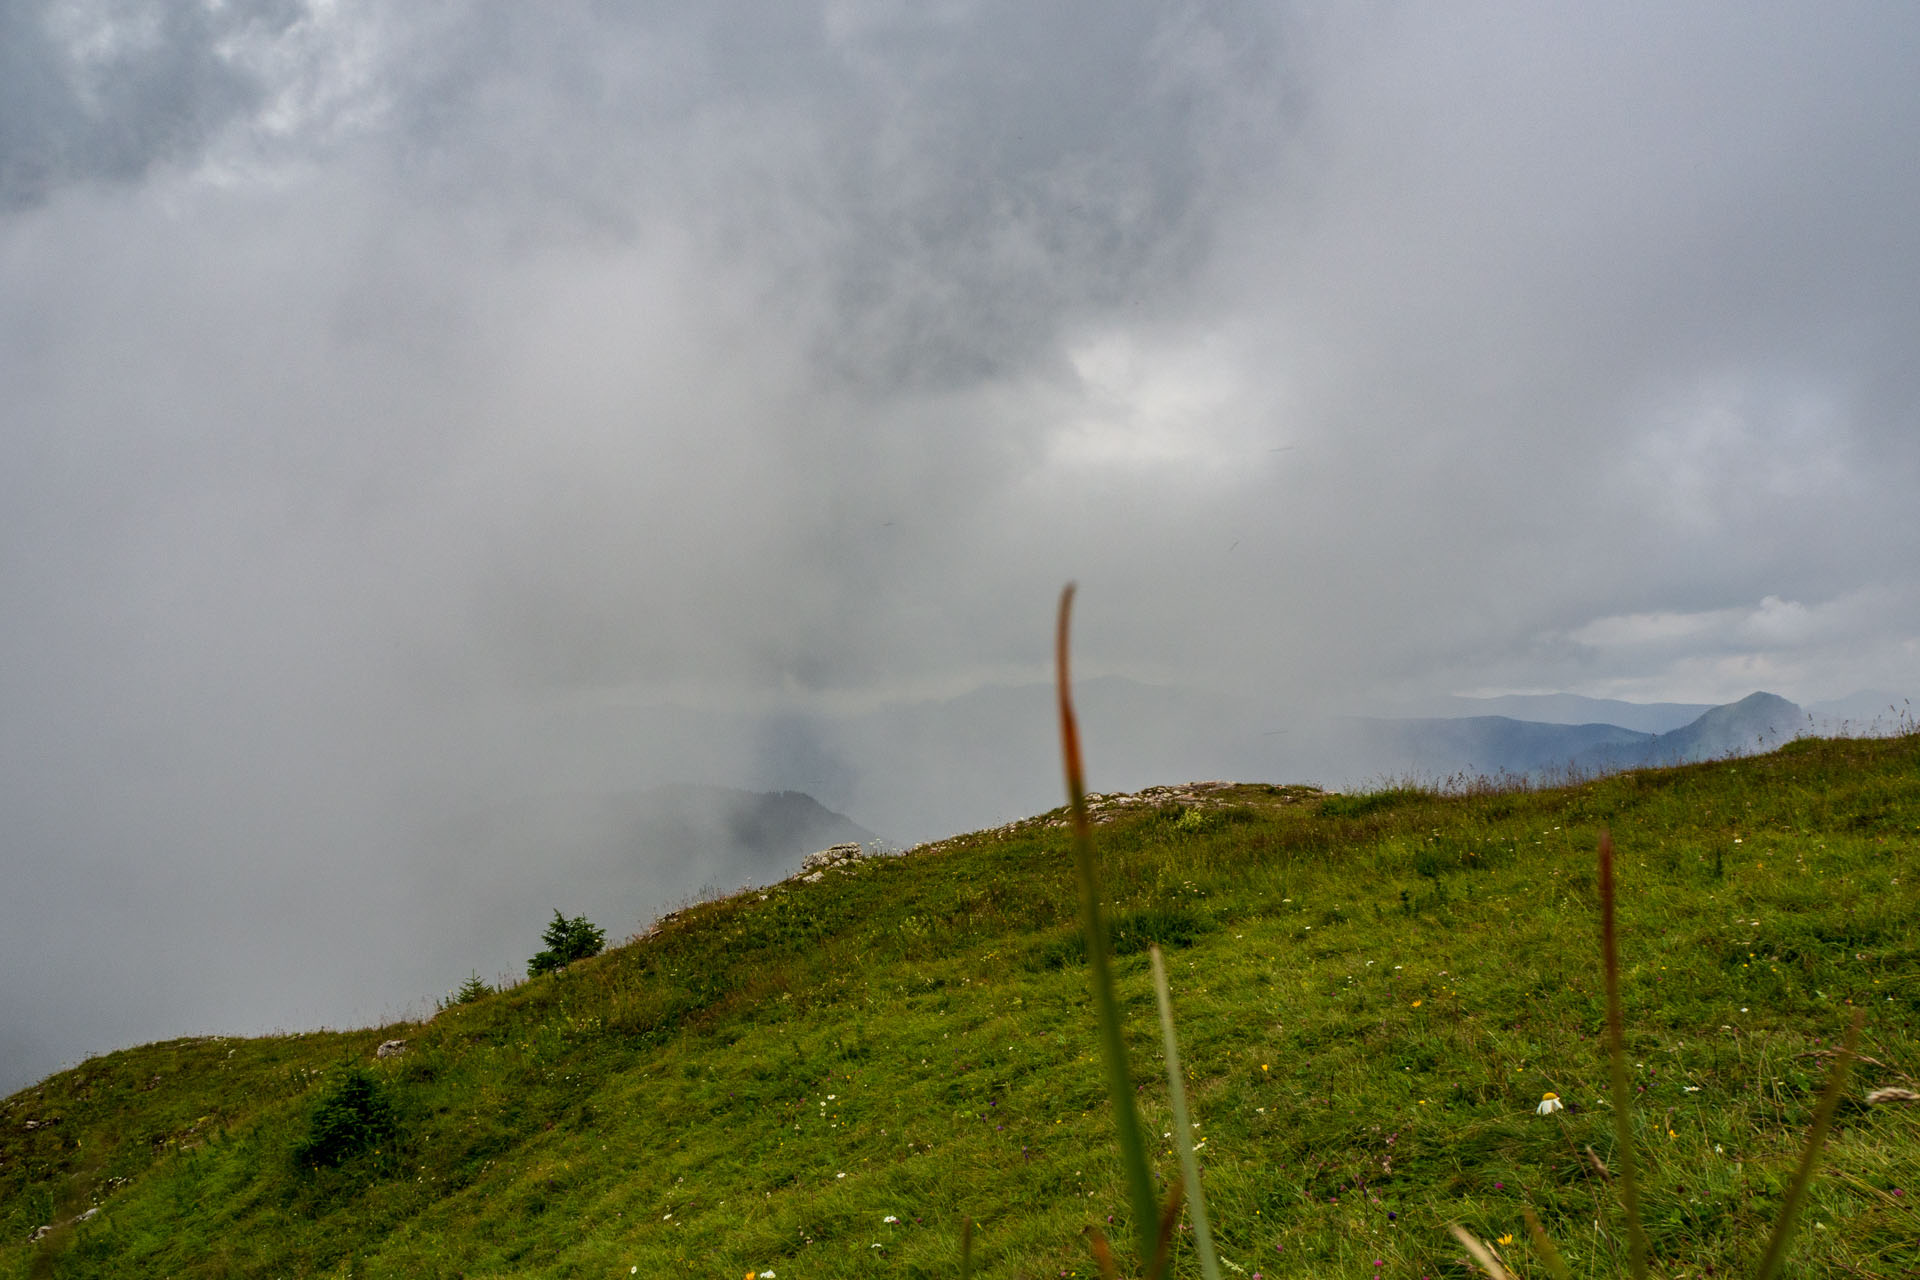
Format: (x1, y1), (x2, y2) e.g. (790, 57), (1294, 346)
(716, 681), (1910, 841)
(1340, 691), (1807, 782)
(1393, 693), (1717, 734)
(414, 686), (1907, 882)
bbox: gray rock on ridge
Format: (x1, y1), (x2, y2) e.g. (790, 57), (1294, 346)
(797, 842), (867, 882)
(27, 1207), (98, 1242)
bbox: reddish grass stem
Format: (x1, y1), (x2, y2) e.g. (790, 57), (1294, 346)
(1057, 584), (1162, 1272)
(1597, 829), (1650, 1280)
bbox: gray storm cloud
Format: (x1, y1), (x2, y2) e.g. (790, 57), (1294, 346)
(3, 0), (1918, 1091)
(0, 0), (292, 208)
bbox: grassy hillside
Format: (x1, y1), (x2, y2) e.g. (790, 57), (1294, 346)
(3, 736), (1917, 1279)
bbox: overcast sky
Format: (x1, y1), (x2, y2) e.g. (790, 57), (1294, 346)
(4, 1), (1918, 1090)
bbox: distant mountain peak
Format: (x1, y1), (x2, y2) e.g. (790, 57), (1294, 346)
(1656, 691), (1803, 760)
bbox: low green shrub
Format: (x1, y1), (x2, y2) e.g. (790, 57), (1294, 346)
(1025, 904), (1215, 969)
(1110, 904), (1214, 955)
(1318, 788), (1427, 819)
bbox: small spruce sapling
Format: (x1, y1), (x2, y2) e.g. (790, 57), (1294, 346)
(527, 909), (606, 976)
(450, 971), (491, 1006)
(293, 1065), (396, 1169)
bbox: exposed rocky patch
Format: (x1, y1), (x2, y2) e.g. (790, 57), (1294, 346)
(898, 780), (1326, 857)
(1068, 780), (1242, 825)
(796, 842), (867, 882)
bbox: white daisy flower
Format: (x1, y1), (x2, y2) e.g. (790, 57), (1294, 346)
(1536, 1092), (1565, 1115)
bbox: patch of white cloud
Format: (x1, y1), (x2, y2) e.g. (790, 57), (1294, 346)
(1623, 373), (1856, 530)
(1043, 327), (1279, 475)
(1560, 587), (1919, 703)
(1570, 607), (1737, 649)
(193, 0), (402, 191)
(44, 0), (163, 73)
(225, 0), (391, 144)
(1571, 592), (1872, 654)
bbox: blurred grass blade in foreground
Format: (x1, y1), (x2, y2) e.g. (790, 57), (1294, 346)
(1057, 583), (1164, 1274)
(1521, 1205), (1572, 1280)
(1753, 1008), (1865, 1280)
(1449, 1224), (1516, 1280)
(1597, 829), (1651, 1280)
(1151, 944), (1222, 1280)
(1088, 1229), (1120, 1280)
(1149, 1177), (1185, 1280)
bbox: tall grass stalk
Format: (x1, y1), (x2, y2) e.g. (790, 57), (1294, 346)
(1752, 1008), (1865, 1280)
(1057, 584), (1162, 1271)
(1521, 1206), (1573, 1280)
(1596, 829), (1650, 1280)
(1150, 944), (1222, 1280)
(1449, 1224), (1516, 1280)
(1571, 828), (1865, 1280)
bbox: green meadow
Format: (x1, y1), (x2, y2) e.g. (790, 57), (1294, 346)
(3, 733), (1916, 1279)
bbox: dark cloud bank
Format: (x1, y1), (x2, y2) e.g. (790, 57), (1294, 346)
(3, 1), (1918, 1092)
